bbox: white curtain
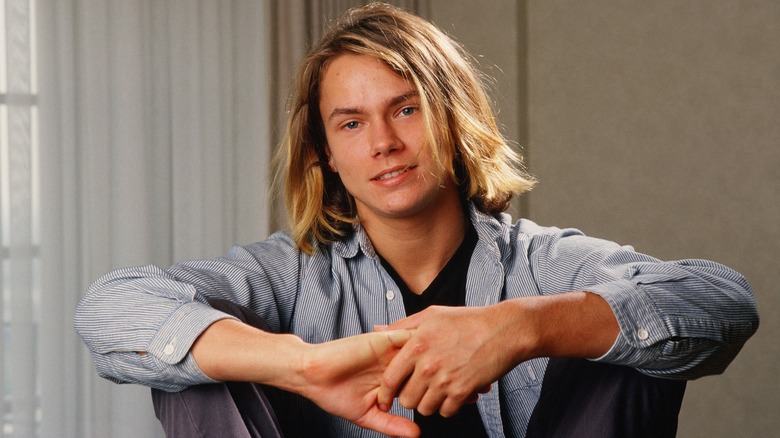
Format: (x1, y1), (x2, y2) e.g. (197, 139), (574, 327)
(10, 0), (272, 436)
(1, 1), (429, 436)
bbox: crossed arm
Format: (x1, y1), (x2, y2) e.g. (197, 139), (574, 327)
(191, 291), (618, 437)
(191, 316), (422, 437)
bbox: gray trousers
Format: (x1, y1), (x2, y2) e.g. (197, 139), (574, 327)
(152, 299), (287, 438)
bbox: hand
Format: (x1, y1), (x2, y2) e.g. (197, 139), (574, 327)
(296, 330), (421, 438)
(192, 319), (421, 437)
(375, 293), (619, 418)
(376, 305), (523, 417)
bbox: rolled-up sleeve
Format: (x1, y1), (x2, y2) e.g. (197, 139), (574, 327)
(527, 227), (759, 379)
(74, 232), (301, 391)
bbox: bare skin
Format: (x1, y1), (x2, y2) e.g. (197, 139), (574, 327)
(320, 54), (467, 294)
(191, 318), (421, 437)
(376, 291), (619, 417)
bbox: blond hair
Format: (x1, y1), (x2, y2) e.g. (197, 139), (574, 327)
(277, 2), (536, 253)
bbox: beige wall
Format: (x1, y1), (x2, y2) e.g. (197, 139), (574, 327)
(430, 1), (779, 436)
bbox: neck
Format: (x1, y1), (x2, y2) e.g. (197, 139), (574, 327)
(361, 192), (468, 294)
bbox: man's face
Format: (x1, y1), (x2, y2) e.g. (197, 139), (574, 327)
(319, 53), (454, 223)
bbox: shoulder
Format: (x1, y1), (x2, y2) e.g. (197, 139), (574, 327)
(514, 219), (631, 261)
(239, 230), (360, 268)
(469, 206), (578, 245)
(471, 206), (626, 260)
(239, 231), (300, 260)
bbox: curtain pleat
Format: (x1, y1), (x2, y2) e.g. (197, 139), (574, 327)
(5, 0), (36, 435)
(33, 1), (271, 436)
(8, 1), (428, 436)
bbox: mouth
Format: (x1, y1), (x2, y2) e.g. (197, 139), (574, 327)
(373, 165), (417, 181)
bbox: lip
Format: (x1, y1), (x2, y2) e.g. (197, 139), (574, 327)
(371, 165), (417, 182)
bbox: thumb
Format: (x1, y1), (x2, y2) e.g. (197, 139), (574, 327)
(380, 329), (414, 348)
(380, 312), (425, 331)
(361, 409), (420, 438)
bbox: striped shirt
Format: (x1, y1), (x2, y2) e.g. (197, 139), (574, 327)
(74, 204), (759, 437)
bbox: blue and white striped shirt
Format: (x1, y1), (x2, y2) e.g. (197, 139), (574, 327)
(74, 205), (759, 437)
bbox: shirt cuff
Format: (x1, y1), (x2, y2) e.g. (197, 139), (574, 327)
(586, 279), (671, 365)
(148, 301), (238, 365)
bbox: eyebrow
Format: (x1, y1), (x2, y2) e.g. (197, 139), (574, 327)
(326, 90), (419, 122)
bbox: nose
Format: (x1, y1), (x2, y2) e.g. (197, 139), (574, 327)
(369, 119), (401, 157)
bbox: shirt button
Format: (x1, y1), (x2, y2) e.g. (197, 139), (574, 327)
(385, 290), (396, 300)
(163, 343), (175, 355)
(637, 328), (650, 341)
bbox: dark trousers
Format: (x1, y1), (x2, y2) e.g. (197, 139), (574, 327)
(152, 300), (686, 437)
(526, 358), (686, 438)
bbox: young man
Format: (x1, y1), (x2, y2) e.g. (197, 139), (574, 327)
(75, 3), (759, 437)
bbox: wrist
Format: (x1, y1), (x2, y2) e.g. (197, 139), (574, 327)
(192, 319), (311, 389)
(264, 333), (310, 393)
(493, 298), (547, 361)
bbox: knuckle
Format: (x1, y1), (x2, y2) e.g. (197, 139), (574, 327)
(420, 360), (441, 378)
(430, 370), (454, 391)
(410, 340), (428, 355)
(452, 388), (471, 402)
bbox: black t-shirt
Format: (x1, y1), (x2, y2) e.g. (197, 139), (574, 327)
(381, 223), (488, 438)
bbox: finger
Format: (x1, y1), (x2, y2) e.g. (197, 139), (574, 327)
(367, 330), (414, 370)
(396, 370), (429, 412)
(415, 387), (447, 417)
(439, 396), (467, 418)
(383, 310), (427, 330)
(377, 343), (418, 408)
(362, 408), (421, 438)
(379, 329), (414, 349)
(464, 386), (490, 406)
(463, 392), (479, 405)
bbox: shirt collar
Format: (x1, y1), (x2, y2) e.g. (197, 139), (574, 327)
(468, 202), (511, 245)
(330, 202), (511, 259)
(332, 222), (374, 259)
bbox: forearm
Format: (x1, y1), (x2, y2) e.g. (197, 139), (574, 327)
(75, 241), (301, 389)
(194, 319), (418, 437)
(499, 291), (620, 361)
(191, 318), (308, 393)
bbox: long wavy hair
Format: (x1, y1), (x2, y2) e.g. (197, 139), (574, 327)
(276, 2), (536, 254)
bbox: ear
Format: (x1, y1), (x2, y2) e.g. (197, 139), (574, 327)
(324, 144), (338, 173)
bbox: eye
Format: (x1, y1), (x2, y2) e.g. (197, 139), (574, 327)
(343, 121), (360, 130)
(399, 106), (418, 117)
